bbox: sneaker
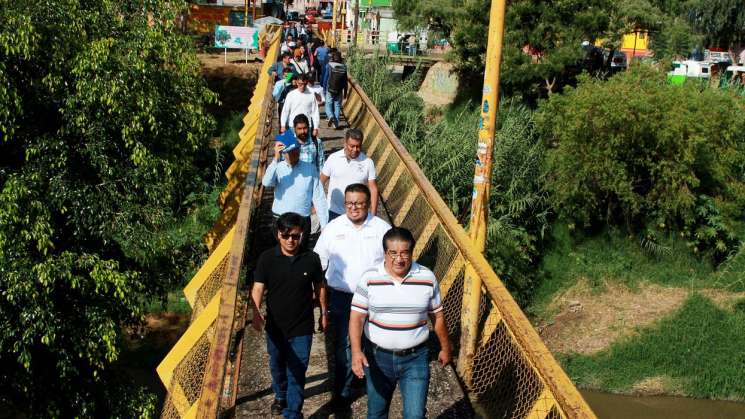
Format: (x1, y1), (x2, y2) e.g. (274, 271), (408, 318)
(327, 119), (333, 127)
(271, 399), (286, 416)
(332, 119), (340, 129)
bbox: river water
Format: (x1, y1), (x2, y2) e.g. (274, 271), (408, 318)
(582, 390), (745, 419)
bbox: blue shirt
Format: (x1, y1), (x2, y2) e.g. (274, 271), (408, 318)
(267, 62), (288, 81)
(262, 159), (329, 227)
(315, 46), (329, 66)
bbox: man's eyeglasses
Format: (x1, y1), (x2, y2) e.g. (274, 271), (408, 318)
(344, 201), (367, 208)
(386, 251), (411, 261)
(279, 232), (302, 241)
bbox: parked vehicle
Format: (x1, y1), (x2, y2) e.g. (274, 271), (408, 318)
(667, 60), (713, 85)
(724, 65), (745, 85)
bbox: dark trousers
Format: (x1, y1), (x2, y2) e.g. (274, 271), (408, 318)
(266, 331), (313, 419)
(328, 288), (354, 399)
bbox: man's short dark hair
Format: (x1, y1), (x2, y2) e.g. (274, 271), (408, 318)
(282, 67), (293, 74)
(344, 183), (371, 203)
(293, 113), (309, 127)
(345, 128), (363, 142)
(276, 212), (305, 234)
(382, 227), (416, 252)
(281, 52), (291, 59)
(297, 72), (310, 82)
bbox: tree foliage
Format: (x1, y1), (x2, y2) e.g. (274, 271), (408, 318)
(537, 66), (745, 261)
(394, 0), (745, 97)
(0, 0), (215, 416)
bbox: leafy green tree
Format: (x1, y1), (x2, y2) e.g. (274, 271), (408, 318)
(0, 0), (215, 416)
(395, 0), (615, 97)
(685, 0), (745, 51)
(537, 66), (745, 261)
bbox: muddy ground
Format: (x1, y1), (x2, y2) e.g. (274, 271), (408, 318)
(199, 52), (262, 117)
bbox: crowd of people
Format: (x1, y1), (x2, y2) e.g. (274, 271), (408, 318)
(249, 26), (452, 419)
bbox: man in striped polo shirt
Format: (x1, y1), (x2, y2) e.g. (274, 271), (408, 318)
(349, 227), (451, 419)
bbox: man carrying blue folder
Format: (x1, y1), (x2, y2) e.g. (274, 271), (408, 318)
(262, 130), (328, 246)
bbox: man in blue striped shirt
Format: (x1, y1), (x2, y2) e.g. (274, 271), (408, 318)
(262, 137), (329, 244)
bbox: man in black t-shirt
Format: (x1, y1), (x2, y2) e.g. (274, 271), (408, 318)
(251, 212), (327, 418)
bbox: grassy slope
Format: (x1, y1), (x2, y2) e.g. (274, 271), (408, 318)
(531, 225), (745, 400)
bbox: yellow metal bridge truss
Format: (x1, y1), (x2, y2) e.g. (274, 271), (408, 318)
(156, 25), (596, 419)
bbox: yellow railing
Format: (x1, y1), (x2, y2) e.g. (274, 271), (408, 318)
(156, 25), (281, 419)
(343, 80), (596, 419)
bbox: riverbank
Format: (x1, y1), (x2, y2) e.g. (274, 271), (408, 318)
(529, 227), (745, 402)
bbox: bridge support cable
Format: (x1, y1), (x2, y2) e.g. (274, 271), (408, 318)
(343, 78), (596, 419)
(156, 25), (282, 419)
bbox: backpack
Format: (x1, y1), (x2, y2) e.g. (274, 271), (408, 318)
(327, 63), (347, 94)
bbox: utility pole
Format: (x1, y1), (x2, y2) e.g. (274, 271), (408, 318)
(252, 0), (257, 23)
(353, 0), (359, 47)
(331, 0), (338, 48)
(458, 0), (507, 384)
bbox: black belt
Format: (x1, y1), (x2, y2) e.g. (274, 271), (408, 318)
(367, 340), (427, 357)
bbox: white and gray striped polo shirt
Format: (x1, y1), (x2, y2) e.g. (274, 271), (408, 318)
(351, 262), (443, 351)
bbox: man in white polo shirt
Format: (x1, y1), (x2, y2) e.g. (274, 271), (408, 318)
(349, 227), (451, 419)
(313, 183), (390, 411)
(320, 128), (378, 221)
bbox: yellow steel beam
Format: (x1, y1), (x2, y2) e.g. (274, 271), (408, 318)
(183, 227), (235, 307)
(460, 0), (508, 385)
(157, 294), (220, 388)
(196, 32), (279, 418)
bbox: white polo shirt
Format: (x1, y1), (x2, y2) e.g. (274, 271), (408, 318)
(321, 149), (377, 214)
(351, 262), (443, 350)
(313, 214), (390, 293)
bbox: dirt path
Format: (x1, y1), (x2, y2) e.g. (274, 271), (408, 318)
(234, 103), (473, 418)
(199, 53), (262, 116)
(538, 279), (745, 356)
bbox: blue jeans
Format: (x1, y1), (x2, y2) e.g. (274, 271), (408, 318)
(266, 331), (313, 419)
(328, 289), (354, 398)
(325, 91), (342, 123)
(328, 210), (342, 221)
(364, 343), (430, 419)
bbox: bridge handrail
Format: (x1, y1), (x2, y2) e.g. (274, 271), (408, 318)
(156, 25), (281, 419)
(344, 77), (596, 419)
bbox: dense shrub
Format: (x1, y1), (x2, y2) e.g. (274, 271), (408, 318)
(0, 1), (215, 416)
(537, 65), (745, 261)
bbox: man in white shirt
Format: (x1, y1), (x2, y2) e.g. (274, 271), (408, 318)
(280, 73), (320, 137)
(313, 183), (390, 410)
(349, 227), (451, 419)
(320, 128), (378, 221)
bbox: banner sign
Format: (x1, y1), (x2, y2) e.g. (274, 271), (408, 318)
(214, 25), (258, 49)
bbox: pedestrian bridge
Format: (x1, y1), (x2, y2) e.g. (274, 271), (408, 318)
(156, 27), (596, 419)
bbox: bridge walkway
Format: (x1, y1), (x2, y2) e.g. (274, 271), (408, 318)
(232, 109), (473, 418)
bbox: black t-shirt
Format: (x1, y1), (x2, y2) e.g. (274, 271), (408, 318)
(254, 246), (324, 337)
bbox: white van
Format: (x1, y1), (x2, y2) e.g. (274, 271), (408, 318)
(667, 60), (713, 85)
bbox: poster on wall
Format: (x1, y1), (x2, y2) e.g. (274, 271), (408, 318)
(214, 25), (259, 49)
